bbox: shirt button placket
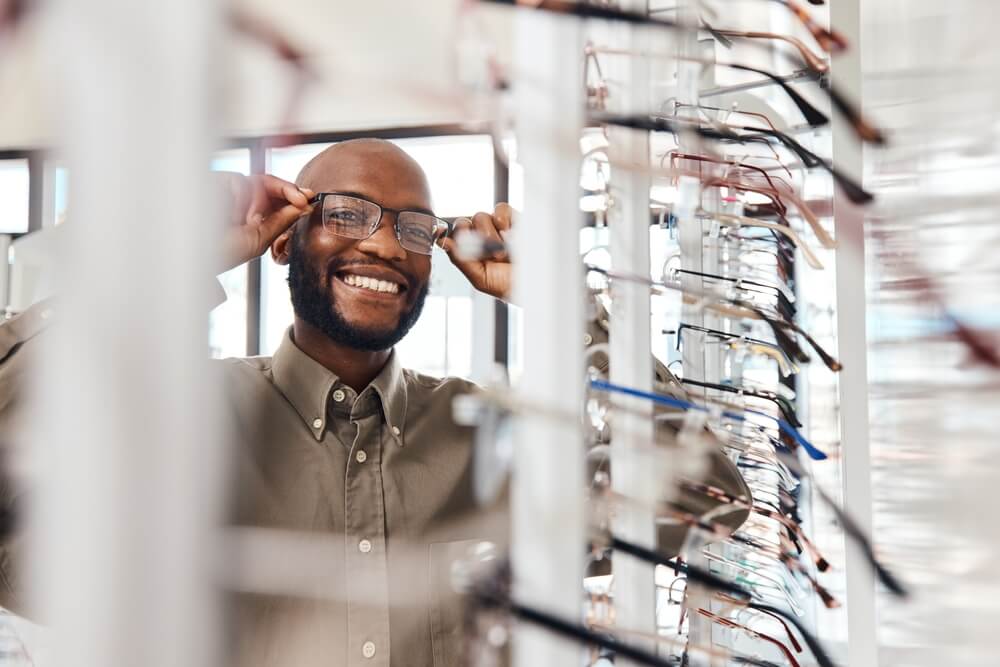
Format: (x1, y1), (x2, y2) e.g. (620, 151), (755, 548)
(345, 412), (389, 666)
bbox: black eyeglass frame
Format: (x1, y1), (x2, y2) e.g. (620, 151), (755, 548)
(307, 192), (453, 256)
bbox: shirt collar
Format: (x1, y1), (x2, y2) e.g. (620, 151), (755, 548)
(270, 328), (408, 445)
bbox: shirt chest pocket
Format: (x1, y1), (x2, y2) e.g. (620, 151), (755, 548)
(428, 539), (484, 667)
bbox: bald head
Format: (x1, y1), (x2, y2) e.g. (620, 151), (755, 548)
(294, 138), (433, 209)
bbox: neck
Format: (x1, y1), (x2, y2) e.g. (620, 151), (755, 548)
(291, 317), (391, 392)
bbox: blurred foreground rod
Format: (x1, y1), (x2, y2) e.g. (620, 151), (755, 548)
(31, 1), (228, 667)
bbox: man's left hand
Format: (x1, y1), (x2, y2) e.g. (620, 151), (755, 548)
(439, 202), (513, 302)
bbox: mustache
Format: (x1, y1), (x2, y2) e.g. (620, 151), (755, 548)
(324, 257), (417, 290)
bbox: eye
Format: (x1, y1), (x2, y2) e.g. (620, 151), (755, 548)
(406, 227), (432, 242)
(327, 208), (362, 224)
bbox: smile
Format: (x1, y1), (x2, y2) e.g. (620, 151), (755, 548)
(339, 273), (403, 295)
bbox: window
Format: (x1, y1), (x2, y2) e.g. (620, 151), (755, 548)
(260, 135), (496, 378)
(42, 161), (69, 228)
(209, 148), (251, 359)
(0, 159), (29, 234)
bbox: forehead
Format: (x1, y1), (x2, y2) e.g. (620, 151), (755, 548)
(299, 143), (433, 211)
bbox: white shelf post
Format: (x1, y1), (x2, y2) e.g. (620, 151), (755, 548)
(511, 9), (587, 667)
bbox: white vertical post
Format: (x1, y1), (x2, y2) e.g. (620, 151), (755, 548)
(672, 3), (719, 662)
(511, 9), (586, 667)
(0, 235), (10, 311)
(830, 1), (879, 666)
(470, 291), (497, 383)
(605, 9), (658, 658)
(32, 2), (224, 667)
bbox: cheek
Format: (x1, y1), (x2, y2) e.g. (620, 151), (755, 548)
(302, 231), (355, 271)
(408, 256), (432, 290)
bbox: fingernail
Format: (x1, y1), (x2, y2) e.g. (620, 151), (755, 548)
(250, 213), (264, 225)
(301, 187), (316, 198)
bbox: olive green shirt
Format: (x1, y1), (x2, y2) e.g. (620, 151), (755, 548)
(0, 305), (493, 667)
(0, 301), (749, 667)
(222, 328), (491, 667)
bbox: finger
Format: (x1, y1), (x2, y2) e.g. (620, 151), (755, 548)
(446, 216), (474, 248)
(471, 212), (502, 243)
(438, 216), (469, 255)
(247, 175), (311, 224)
(256, 202), (314, 248)
(261, 174), (312, 208)
(493, 202), (513, 233)
(220, 173), (252, 226)
(471, 212), (508, 261)
(440, 217), (485, 281)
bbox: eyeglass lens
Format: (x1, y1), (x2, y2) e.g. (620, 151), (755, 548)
(320, 193), (443, 255)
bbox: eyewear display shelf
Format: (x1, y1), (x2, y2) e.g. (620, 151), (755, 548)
(507, 1), (875, 667)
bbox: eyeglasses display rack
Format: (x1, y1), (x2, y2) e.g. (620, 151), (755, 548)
(474, 0), (899, 666)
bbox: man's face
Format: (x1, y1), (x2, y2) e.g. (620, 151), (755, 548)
(282, 142), (434, 351)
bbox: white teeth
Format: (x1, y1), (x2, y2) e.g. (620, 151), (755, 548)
(342, 274), (399, 294)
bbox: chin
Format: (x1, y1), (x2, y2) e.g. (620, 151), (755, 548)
(336, 312), (407, 343)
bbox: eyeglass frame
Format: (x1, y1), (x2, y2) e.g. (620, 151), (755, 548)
(306, 192), (453, 256)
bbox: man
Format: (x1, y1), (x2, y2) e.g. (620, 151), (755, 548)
(0, 139), (513, 667)
(216, 138), (513, 667)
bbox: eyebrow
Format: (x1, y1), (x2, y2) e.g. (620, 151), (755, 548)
(325, 190), (437, 218)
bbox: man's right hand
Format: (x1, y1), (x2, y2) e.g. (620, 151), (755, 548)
(215, 172), (315, 274)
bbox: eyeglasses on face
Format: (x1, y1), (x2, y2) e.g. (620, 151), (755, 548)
(308, 192), (452, 256)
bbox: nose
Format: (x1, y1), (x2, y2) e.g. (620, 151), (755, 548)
(356, 211), (407, 262)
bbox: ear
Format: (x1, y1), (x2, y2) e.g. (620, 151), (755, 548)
(271, 226), (294, 266)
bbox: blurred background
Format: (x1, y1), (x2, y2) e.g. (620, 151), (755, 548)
(0, 1), (998, 666)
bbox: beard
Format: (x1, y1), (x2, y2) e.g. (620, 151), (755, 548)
(287, 233), (429, 352)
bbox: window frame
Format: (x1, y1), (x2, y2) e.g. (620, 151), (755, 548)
(0, 149), (42, 237)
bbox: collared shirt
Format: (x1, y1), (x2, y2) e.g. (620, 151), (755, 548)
(0, 303), (749, 667)
(0, 308), (494, 667)
(222, 328), (492, 667)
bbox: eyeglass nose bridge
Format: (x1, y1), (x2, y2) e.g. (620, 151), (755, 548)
(357, 205), (413, 254)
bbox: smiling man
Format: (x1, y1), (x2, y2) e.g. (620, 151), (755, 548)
(216, 138), (511, 667)
(0, 138), (511, 667)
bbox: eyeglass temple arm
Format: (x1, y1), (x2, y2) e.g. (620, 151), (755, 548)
(773, 446), (909, 597)
(712, 211), (825, 270)
(696, 609), (803, 667)
(646, 119), (874, 207)
(496, 0), (885, 145)
(716, 29), (828, 74)
(742, 126), (875, 204)
(612, 534), (835, 667)
(681, 377), (802, 428)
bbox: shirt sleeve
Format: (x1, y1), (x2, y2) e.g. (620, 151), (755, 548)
(0, 302), (54, 617)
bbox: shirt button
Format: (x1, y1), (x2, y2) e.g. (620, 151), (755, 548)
(312, 418), (323, 429)
(391, 426), (401, 437)
(358, 539), (372, 554)
(362, 641), (376, 659)
(332, 389), (346, 402)
(355, 450), (367, 463)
